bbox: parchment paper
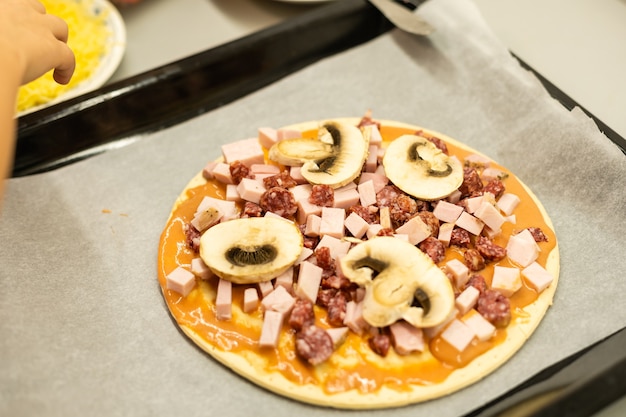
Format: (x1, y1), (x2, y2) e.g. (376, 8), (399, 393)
(1, 0), (625, 416)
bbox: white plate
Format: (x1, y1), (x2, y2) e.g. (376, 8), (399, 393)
(18, 0), (126, 117)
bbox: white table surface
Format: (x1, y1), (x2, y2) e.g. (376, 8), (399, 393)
(109, 0), (626, 415)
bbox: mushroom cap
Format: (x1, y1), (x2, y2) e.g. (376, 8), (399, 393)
(383, 134), (463, 201)
(199, 217), (303, 284)
(339, 237), (455, 328)
(268, 120), (369, 189)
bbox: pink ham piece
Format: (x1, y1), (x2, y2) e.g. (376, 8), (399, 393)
(365, 124), (383, 146)
(243, 287), (259, 313)
(482, 167), (508, 182)
(277, 128), (301, 141)
(295, 261), (323, 303)
(463, 196), (484, 214)
(305, 214), (322, 237)
(462, 309), (495, 342)
(258, 310), (284, 348)
(317, 235), (351, 259)
(211, 162), (234, 185)
(364, 145), (379, 172)
(359, 172), (388, 194)
(257, 281), (274, 298)
(522, 262), (554, 293)
(296, 199), (322, 225)
(344, 212), (369, 239)
(507, 229), (540, 267)
(195, 196), (237, 222)
(357, 179), (377, 207)
(333, 188), (360, 209)
(221, 137), (265, 166)
(320, 207), (346, 238)
(294, 247), (314, 265)
(344, 300), (368, 335)
(445, 258), (470, 288)
(257, 127), (278, 149)
(190, 257), (213, 280)
(166, 266), (196, 297)
(455, 285), (480, 315)
(491, 266), (522, 297)
(274, 267), (294, 292)
(446, 189), (462, 204)
(497, 193), (521, 216)
(390, 321), (425, 355)
(441, 319), (475, 352)
(250, 163), (280, 175)
(395, 216), (431, 245)
(424, 308), (459, 339)
(438, 222), (455, 247)
(236, 178), (266, 205)
(191, 207), (222, 232)
(202, 160), (218, 180)
(325, 327), (349, 348)
(393, 234), (409, 242)
(261, 285), (296, 314)
(225, 184), (241, 202)
(433, 200), (464, 223)
(215, 279), (233, 320)
(455, 211), (484, 235)
(290, 184), (312, 203)
(289, 166), (307, 184)
(474, 201), (506, 232)
(465, 154), (491, 167)
(366, 224), (384, 239)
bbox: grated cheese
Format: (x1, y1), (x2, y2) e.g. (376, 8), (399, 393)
(16, 0), (111, 113)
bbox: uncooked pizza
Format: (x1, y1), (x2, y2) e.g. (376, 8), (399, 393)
(157, 113), (559, 409)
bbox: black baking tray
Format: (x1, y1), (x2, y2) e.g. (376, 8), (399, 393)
(12, 1), (626, 414)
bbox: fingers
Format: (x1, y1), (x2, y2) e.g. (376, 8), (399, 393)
(41, 9), (75, 85)
(44, 13), (69, 44)
(52, 45), (76, 85)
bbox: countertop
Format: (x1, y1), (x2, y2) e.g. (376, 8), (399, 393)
(106, 1), (625, 415)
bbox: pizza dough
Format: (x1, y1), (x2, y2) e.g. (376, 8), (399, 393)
(157, 118), (559, 409)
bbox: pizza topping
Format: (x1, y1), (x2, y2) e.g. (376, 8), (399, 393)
(477, 289), (511, 328)
(382, 134), (464, 201)
(339, 237), (455, 328)
(199, 217), (303, 284)
(389, 320), (425, 355)
(268, 121), (370, 189)
(295, 325), (334, 365)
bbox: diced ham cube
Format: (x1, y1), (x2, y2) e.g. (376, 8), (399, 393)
(257, 127), (278, 149)
(447, 189), (462, 204)
(482, 225), (501, 239)
(305, 214), (322, 237)
(441, 319), (475, 352)
(357, 180), (377, 207)
(210, 162), (234, 185)
(290, 184), (312, 203)
(491, 266), (522, 297)
(474, 201), (506, 232)
(166, 266), (196, 297)
(445, 258), (470, 288)
(507, 229), (540, 267)
(274, 267), (294, 291)
(364, 145), (379, 172)
(295, 247), (314, 265)
(295, 261), (323, 303)
(243, 287), (260, 313)
(424, 308), (459, 339)
(438, 222), (455, 247)
(522, 262), (554, 293)
(191, 206), (222, 232)
(297, 199), (322, 225)
(237, 178), (266, 205)
(393, 233), (409, 242)
(358, 172), (388, 194)
(344, 301), (368, 335)
(190, 257), (213, 280)
(390, 321), (425, 355)
(257, 281), (274, 298)
(455, 286), (480, 315)
(196, 196), (237, 222)
(277, 128), (301, 141)
(365, 124), (383, 146)
(465, 154), (491, 167)
(215, 279), (233, 320)
(320, 207), (346, 238)
(225, 184), (241, 202)
(221, 137), (265, 166)
(250, 163), (280, 175)
(482, 167), (508, 182)
(317, 235), (351, 259)
(395, 216), (431, 245)
(261, 285), (296, 314)
(464, 196), (484, 214)
(462, 309), (496, 342)
(366, 224), (384, 239)
(289, 166), (307, 184)
(202, 160), (218, 180)
(433, 201), (464, 223)
(455, 211), (484, 235)
(258, 310), (284, 348)
(497, 193), (521, 216)
(336, 182), (357, 191)
(333, 188), (360, 209)
(344, 212), (369, 239)
(326, 327), (349, 348)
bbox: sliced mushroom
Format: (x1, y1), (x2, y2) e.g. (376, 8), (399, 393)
(382, 134), (463, 201)
(199, 217), (303, 284)
(339, 237), (455, 328)
(268, 120), (369, 188)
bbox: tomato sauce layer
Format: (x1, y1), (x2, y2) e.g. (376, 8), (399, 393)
(157, 124), (557, 394)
